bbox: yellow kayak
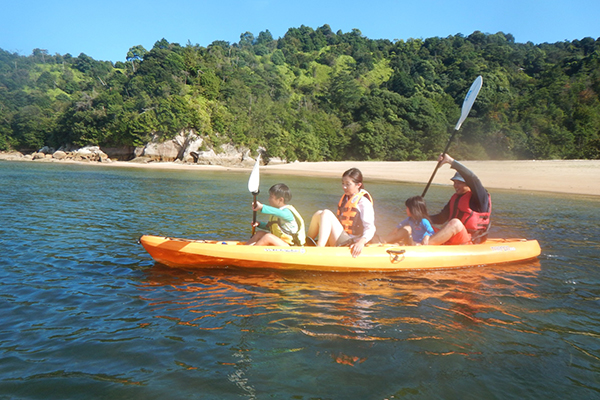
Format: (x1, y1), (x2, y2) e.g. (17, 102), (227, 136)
(139, 235), (541, 272)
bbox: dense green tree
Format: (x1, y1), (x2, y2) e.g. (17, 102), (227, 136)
(271, 49), (286, 65)
(126, 45), (148, 72)
(321, 70), (362, 124)
(12, 105), (50, 149)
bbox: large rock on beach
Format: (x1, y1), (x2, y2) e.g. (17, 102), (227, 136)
(52, 150), (67, 160)
(181, 136), (205, 163)
(192, 143), (256, 167)
(131, 131), (260, 167)
(102, 146), (136, 161)
(73, 146), (109, 162)
(140, 140), (180, 161)
(135, 131), (202, 162)
(38, 146), (55, 154)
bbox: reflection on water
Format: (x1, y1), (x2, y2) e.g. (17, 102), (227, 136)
(136, 261), (548, 396)
(1, 161), (600, 399)
(141, 261), (542, 342)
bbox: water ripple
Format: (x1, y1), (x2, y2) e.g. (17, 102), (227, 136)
(2, 161), (600, 399)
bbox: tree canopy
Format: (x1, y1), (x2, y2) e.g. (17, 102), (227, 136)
(1, 27), (599, 160)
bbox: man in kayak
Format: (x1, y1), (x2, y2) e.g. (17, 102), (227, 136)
(428, 154), (491, 245)
(246, 183), (306, 246)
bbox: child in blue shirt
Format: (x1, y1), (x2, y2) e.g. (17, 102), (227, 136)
(385, 196), (434, 245)
(246, 183), (306, 246)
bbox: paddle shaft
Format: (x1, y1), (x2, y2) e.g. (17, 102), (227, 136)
(251, 191), (259, 236)
(248, 154), (261, 237)
(421, 129), (458, 197)
(421, 76), (482, 198)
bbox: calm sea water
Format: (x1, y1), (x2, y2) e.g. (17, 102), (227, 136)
(1, 160), (599, 399)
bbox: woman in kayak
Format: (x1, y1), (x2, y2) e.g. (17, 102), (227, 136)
(246, 183), (306, 246)
(306, 168), (376, 257)
(385, 195), (434, 245)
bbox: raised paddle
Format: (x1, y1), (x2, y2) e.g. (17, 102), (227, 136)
(247, 153), (261, 236)
(421, 75), (483, 197)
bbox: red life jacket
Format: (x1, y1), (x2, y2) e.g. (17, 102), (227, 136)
(336, 189), (373, 236)
(448, 190), (492, 235)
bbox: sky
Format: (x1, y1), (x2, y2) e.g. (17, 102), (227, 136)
(1, 0), (599, 63)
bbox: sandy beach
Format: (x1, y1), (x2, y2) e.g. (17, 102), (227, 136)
(261, 160), (600, 197)
(2, 153), (599, 196)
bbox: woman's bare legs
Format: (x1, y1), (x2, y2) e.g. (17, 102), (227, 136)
(307, 209), (344, 247)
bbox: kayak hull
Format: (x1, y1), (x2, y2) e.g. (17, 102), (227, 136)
(139, 235), (541, 272)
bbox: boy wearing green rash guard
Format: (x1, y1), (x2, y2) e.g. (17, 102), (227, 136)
(246, 183), (306, 246)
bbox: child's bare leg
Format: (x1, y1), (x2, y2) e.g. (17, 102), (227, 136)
(385, 226), (412, 245)
(246, 231), (267, 245)
(254, 233), (289, 246)
(403, 226), (415, 245)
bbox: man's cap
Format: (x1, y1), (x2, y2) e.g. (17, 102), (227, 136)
(450, 172), (465, 183)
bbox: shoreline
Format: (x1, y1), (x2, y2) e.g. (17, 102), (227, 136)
(2, 153), (599, 196)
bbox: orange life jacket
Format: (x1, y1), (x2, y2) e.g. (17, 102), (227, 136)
(336, 189), (373, 236)
(448, 191), (492, 239)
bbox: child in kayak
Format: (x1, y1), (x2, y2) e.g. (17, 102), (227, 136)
(385, 196), (434, 245)
(306, 168), (376, 257)
(246, 183), (306, 246)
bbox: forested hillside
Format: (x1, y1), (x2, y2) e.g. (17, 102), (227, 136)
(1, 26), (599, 160)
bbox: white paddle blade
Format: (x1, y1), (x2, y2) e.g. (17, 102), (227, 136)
(247, 153), (261, 193)
(455, 75), (483, 131)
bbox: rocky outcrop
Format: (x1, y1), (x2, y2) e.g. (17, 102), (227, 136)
(25, 145), (111, 163)
(3, 132), (289, 167)
(133, 131), (203, 162)
(132, 132), (264, 167)
(189, 144), (257, 167)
